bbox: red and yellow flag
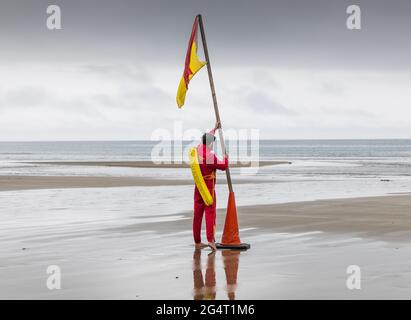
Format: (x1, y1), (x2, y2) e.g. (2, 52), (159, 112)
(176, 16), (206, 108)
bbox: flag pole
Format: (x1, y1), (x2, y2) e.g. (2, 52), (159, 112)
(197, 14), (233, 193)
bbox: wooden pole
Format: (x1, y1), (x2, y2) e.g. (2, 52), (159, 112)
(197, 14), (233, 193)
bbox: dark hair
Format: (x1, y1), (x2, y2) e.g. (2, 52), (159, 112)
(202, 133), (216, 145)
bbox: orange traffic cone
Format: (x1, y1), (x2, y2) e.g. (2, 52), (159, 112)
(216, 192), (250, 250)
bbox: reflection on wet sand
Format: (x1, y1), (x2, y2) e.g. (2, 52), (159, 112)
(222, 250), (240, 300)
(192, 249), (241, 300)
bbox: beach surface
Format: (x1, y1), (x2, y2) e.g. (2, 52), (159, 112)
(1, 179), (411, 299)
(2, 140), (411, 299)
(0, 175), (271, 191)
(25, 160), (290, 168)
(0, 161), (289, 191)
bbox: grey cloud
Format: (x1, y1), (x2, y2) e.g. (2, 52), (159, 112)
(0, 87), (49, 108)
(321, 82), (345, 96)
(242, 91), (294, 114)
(250, 70), (278, 90)
(317, 105), (375, 118)
(0, 1), (410, 140)
(81, 65), (150, 83)
(0, 77), (172, 118)
(1, 1), (411, 70)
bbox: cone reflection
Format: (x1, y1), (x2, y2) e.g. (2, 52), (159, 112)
(192, 249), (241, 300)
(222, 250), (240, 300)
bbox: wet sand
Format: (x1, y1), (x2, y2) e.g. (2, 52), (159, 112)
(0, 175), (192, 191)
(235, 195), (411, 242)
(1, 191), (411, 299)
(0, 160), (289, 191)
(0, 175), (271, 191)
(25, 160), (291, 168)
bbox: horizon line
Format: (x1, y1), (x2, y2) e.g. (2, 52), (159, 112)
(1, 138), (411, 143)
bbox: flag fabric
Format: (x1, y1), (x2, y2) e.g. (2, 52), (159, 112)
(176, 16), (206, 108)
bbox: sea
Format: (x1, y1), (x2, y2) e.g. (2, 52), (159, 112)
(1, 139), (411, 161)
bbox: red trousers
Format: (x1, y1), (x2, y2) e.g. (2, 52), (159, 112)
(193, 183), (216, 243)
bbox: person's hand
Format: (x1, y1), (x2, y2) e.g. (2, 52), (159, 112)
(214, 121), (221, 130)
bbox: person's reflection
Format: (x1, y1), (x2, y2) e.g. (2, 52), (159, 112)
(193, 249), (216, 299)
(192, 249), (241, 300)
(193, 250), (204, 300)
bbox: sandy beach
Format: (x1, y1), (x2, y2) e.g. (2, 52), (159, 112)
(237, 195), (411, 242)
(25, 160), (291, 168)
(0, 175), (276, 192)
(1, 171), (411, 299)
(1, 146), (411, 299)
(0, 161), (290, 191)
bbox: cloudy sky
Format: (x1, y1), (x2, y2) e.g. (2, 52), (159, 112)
(0, 0), (411, 140)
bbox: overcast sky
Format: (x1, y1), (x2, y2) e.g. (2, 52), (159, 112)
(0, 0), (411, 140)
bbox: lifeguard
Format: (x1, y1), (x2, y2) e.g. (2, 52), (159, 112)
(190, 121), (228, 251)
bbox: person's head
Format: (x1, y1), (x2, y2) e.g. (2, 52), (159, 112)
(202, 132), (216, 148)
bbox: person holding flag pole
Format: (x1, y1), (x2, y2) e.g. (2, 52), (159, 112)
(177, 14), (250, 251)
